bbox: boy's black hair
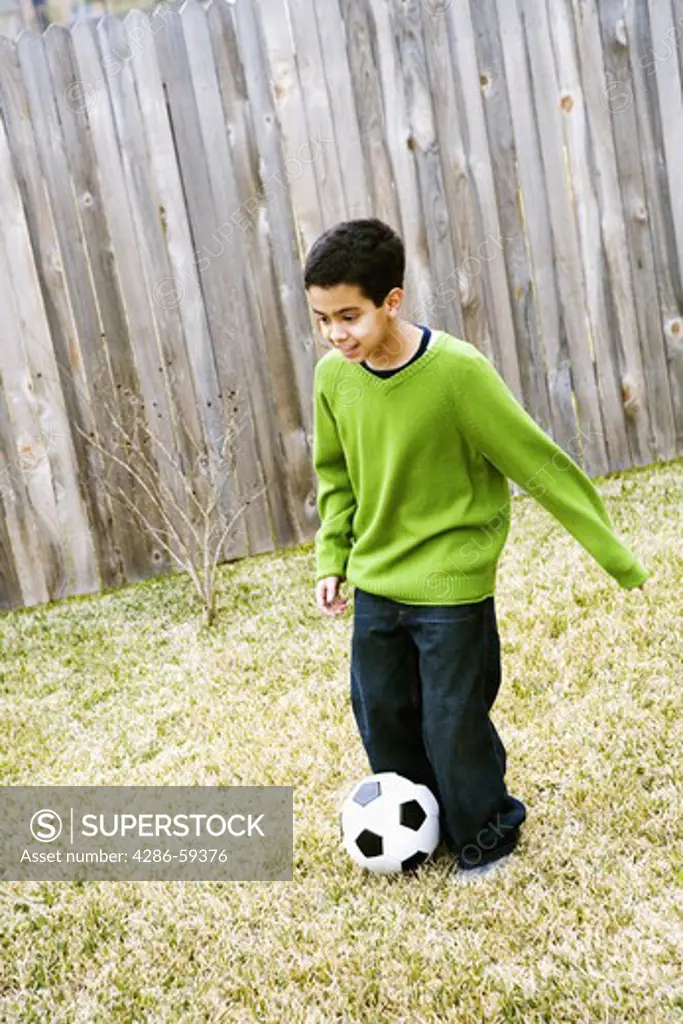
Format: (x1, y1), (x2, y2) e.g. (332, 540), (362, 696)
(303, 218), (405, 308)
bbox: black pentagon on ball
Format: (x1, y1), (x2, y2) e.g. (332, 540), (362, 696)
(400, 799), (427, 831)
(401, 850), (429, 873)
(355, 829), (383, 857)
(353, 780), (382, 807)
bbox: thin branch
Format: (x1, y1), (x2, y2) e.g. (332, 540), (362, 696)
(132, 411), (213, 524)
(73, 423), (204, 561)
(76, 385), (265, 625)
(105, 488), (194, 566)
(99, 402), (208, 543)
(209, 484), (268, 586)
(203, 412), (253, 521)
(109, 485), (203, 599)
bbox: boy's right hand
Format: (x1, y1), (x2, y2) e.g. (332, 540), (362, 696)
(316, 576), (349, 616)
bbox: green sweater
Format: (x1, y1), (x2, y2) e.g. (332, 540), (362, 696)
(313, 331), (650, 604)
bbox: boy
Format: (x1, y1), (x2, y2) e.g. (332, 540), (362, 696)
(305, 218), (650, 879)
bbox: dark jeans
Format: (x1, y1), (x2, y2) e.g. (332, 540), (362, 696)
(350, 587), (526, 869)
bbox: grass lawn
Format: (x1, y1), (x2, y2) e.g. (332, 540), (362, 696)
(1, 458), (682, 1022)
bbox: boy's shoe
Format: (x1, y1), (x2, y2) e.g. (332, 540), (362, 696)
(453, 850), (514, 883)
(451, 830), (520, 881)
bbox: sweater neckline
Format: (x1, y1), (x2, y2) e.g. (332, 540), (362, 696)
(336, 330), (446, 392)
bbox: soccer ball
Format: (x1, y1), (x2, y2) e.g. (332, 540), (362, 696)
(339, 772), (440, 874)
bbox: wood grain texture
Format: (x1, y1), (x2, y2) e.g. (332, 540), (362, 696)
(0, 0), (681, 611)
(230, 0), (318, 536)
(518, 0), (610, 477)
(496, 0), (580, 462)
(393, 0), (462, 341)
(470, 0), (552, 432)
(15, 26), (151, 587)
(549, 0), (633, 472)
(208, 0), (313, 545)
(598, 0), (678, 464)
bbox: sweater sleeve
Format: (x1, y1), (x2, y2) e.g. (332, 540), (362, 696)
(313, 368), (356, 582)
(453, 349), (651, 589)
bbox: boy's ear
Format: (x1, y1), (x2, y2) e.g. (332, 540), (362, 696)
(384, 286), (404, 317)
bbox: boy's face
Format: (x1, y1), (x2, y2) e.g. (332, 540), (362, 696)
(307, 283), (403, 361)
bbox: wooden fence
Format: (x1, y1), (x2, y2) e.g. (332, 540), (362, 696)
(0, 0), (681, 612)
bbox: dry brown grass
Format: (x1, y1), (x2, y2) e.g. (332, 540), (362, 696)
(1, 458), (681, 1022)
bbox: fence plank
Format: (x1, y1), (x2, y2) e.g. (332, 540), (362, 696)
(590, 0), (676, 465)
(676, 0), (683, 78)
(150, 3), (268, 559)
(207, 0), (316, 542)
(286, 0), (347, 229)
(314, 0), (370, 222)
(0, 358), (48, 610)
(441, 0), (524, 399)
(469, 0), (552, 432)
(67, 22), (178, 586)
(362, 0), (435, 324)
(0, 84), (96, 604)
(0, 34), (103, 598)
(65, 16), (205, 577)
(259, 0), (325, 257)
(0, 32), (125, 595)
(231, 0), (318, 444)
(569, 0), (656, 467)
(392, 0), (463, 342)
(496, 0), (579, 459)
(0, 382), (24, 611)
(625, 0), (683, 454)
(518, 0), (609, 477)
(338, 0), (402, 230)
(648, 0), (683, 300)
(50, 22), (192, 584)
(15, 28), (152, 586)
(119, 7), (242, 552)
(549, 0), (634, 473)
(179, 0), (276, 556)
(416, 0), (492, 352)
(0, 114), (67, 603)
